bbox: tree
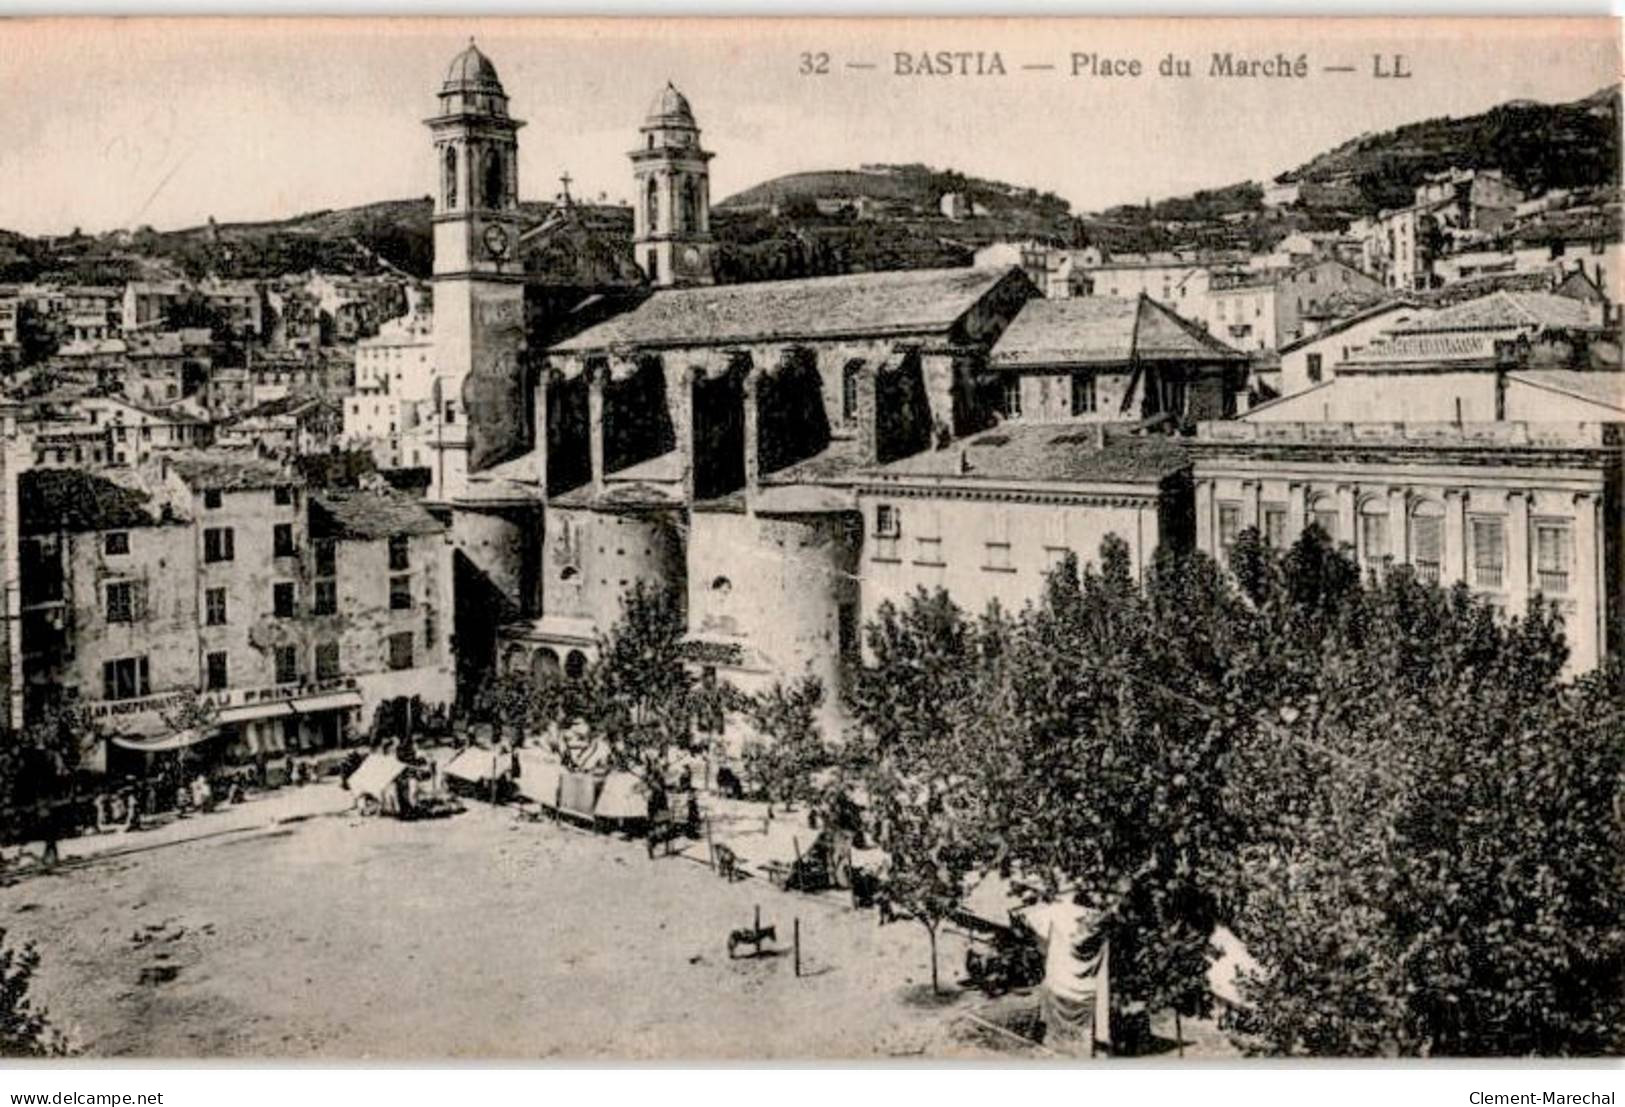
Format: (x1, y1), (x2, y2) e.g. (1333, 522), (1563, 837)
(851, 589), (1002, 994)
(582, 581), (694, 782)
(0, 929), (68, 1057)
(739, 676), (828, 811)
(1215, 530), (1625, 1056)
(0, 703), (94, 864)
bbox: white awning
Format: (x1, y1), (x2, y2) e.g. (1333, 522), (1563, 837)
(291, 690), (363, 714)
(216, 701), (295, 725)
(110, 728), (215, 753)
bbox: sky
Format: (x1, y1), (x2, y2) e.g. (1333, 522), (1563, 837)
(0, 16), (1617, 236)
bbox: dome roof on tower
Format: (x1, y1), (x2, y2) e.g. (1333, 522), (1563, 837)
(644, 82), (695, 125)
(444, 40), (505, 94)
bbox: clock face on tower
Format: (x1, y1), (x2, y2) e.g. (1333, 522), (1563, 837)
(482, 224), (511, 260)
(682, 247), (701, 268)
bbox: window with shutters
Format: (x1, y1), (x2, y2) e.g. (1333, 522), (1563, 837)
(104, 531), (129, 556)
(1359, 499), (1390, 565)
(203, 527), (234, 563)
(315, 641), (340, 681)
(390, 575), (412, 610)
(388, 632), (414, 671)
(388, 535), (410, 571)
(1217, 502), (1241, 560)
(1070, 372), (1097, 415)
(1471, 516), (1505, 589)
(313, 580), (337, 616)
(1306, 353), (1323, 383)
(874, 503), (900, 561)
(314, 538), (337, 578)
(273, 581), (296, 618)
(1002, 377), (1023, 418)
(1410, 502), (1443, 584)
(105, 580), (135, 624)
(203, 489), (222, 510)
(205, 587), (227, 626)
(1262, 503), (1288, 547)
(274, 645), (299, 685)
(1310, 497), (1339, 542)
(274, 523), (296, 558)
(103, 656), (150, 701)
(206, 651), (228, 691)
(1534, 521), (1571, 594)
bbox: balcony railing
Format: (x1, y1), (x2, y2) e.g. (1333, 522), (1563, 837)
(1414, 561), (1441, 585)
(1537, 570), (1569, 594)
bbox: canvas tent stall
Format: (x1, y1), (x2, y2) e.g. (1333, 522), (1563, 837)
(514, 750), (564, 811)
(444, 746), (514, 801)
(557, 771), (603, 825)
(1017, 899), (1107, 1057)
(1207, 924), (1260, 1010)
(347, 754), (409, 816)
(594, 771), (648, 823)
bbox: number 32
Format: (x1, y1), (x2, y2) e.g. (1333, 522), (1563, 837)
(799, 52), (830, 75)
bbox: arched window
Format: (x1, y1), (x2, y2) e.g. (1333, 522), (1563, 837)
(681, 177), (701, 234)
(1359, 497), (1390, 566)
(482, 148), (504, 210)
(645, 177), (660, 233)
(502, 643), (525, 674)
(564, 650), (588, 680)
(531, 648), (561, 684)
(1309, 495), (1339, 542)
(1410, 500), (1443, 584)
(710, 576), (731, 594)
(443, 146), (459, 210)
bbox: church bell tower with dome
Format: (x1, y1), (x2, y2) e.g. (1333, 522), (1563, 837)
(631, 82), (715, 288)
(425, 40), (528, 475)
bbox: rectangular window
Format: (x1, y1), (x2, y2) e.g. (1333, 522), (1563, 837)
(389, 575), (412, 610)
(1534, 521), (1572, 594)
(914, 537), (944, 566)
(874, 503), (900, 561)
(274, 645), (299, 685)
(1070, 372), (1097, 415)
(983, 541), (1014, 571)
(273, 581), (296, 618)
(205, 586), (227, 626)
(1306, 353), (1323, 383)
(315, 641), (340, 681)
(203, 489), (222, 510)
(1217, 502), (1241, 557)
(105, 580), (134, 623)
(314, 538), (336, 578)
(203, 527), (234, 563)
(1002, 377), (1023, 418)
(388, 535), (410, 571)
(388, 631), (414, 671)
(206, 651), (228, 691)
(1411, 512), (1443, 585)
(1472, 516), (1506, 589)
(1262, 504), (1288, 548)
(102, 656), (150, 701)
(104, 531), (129, 556)
(841, 361), (862, 422)
(314, 579), (337, 616)
(274, 485), (294, 507)
(273, 523), (296, 557)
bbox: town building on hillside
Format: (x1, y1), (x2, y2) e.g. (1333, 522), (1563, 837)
(16, 456), (454, 773)
(1262, 180), (1301, 208)
(985, 295), (1247, 424)
(1206, 258), (1385, 351)
(855, 424), (1193, 632)
(1188, 419), (1621, 675)
(216, 394), (342, 456)
(1249, 290), (1618, 424)
(1413, 168), (1526, 234)
(1276, 300), (1432, 397)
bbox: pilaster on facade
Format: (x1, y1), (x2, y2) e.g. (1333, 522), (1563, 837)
(1506, 488), (1531, 618)
(586, 360), (607, 495)
(1443, 488), (1467, 586)
(1387, 486), (1409, 567)
(1571, 490), (1602, 667)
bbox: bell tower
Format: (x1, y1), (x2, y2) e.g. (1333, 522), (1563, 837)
(425, 40), (528, 476)
(631, 82), (715, 289)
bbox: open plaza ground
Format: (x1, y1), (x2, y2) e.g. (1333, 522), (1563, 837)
(0, 782), (1239, 1061)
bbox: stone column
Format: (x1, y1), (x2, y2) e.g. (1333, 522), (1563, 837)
(1443, 488), (1466, 586)
(1336, 484), (1356, 550)
(1507, 489), (1531, 618)
(672, 364), (698, 504)
(742, 365), (764, 511)
(1388, 486), (1410, 567)
(1287, 481), (1307, 544)
(855, 359), (881, 464)
(1195, 478), (1214, 557)
(1572, 491), (1601, 672)
(532, 364), (557, 496)
(587, 360), (606, 496)
(1242, 480), (1261, 532)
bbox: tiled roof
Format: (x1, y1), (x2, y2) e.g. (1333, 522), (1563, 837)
(1395, 290), (1602, 334)
(166, 450), (291, 492)
(1507, 370), (1625, 412)
(1344, 332), (1506, 367)
(989, 296), (1243, 369)
(20, 469), (165, 534)
(862, 422), (1190, 485)
(310, 489), (444, 541)
(1277, 300), (1423, 356)
(551, 266), (1023, 352)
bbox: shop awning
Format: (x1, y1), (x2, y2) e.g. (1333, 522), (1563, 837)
(216, 700), (294, 725)
(109, 728), (216, 753)
(291, 690), (363, 714)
